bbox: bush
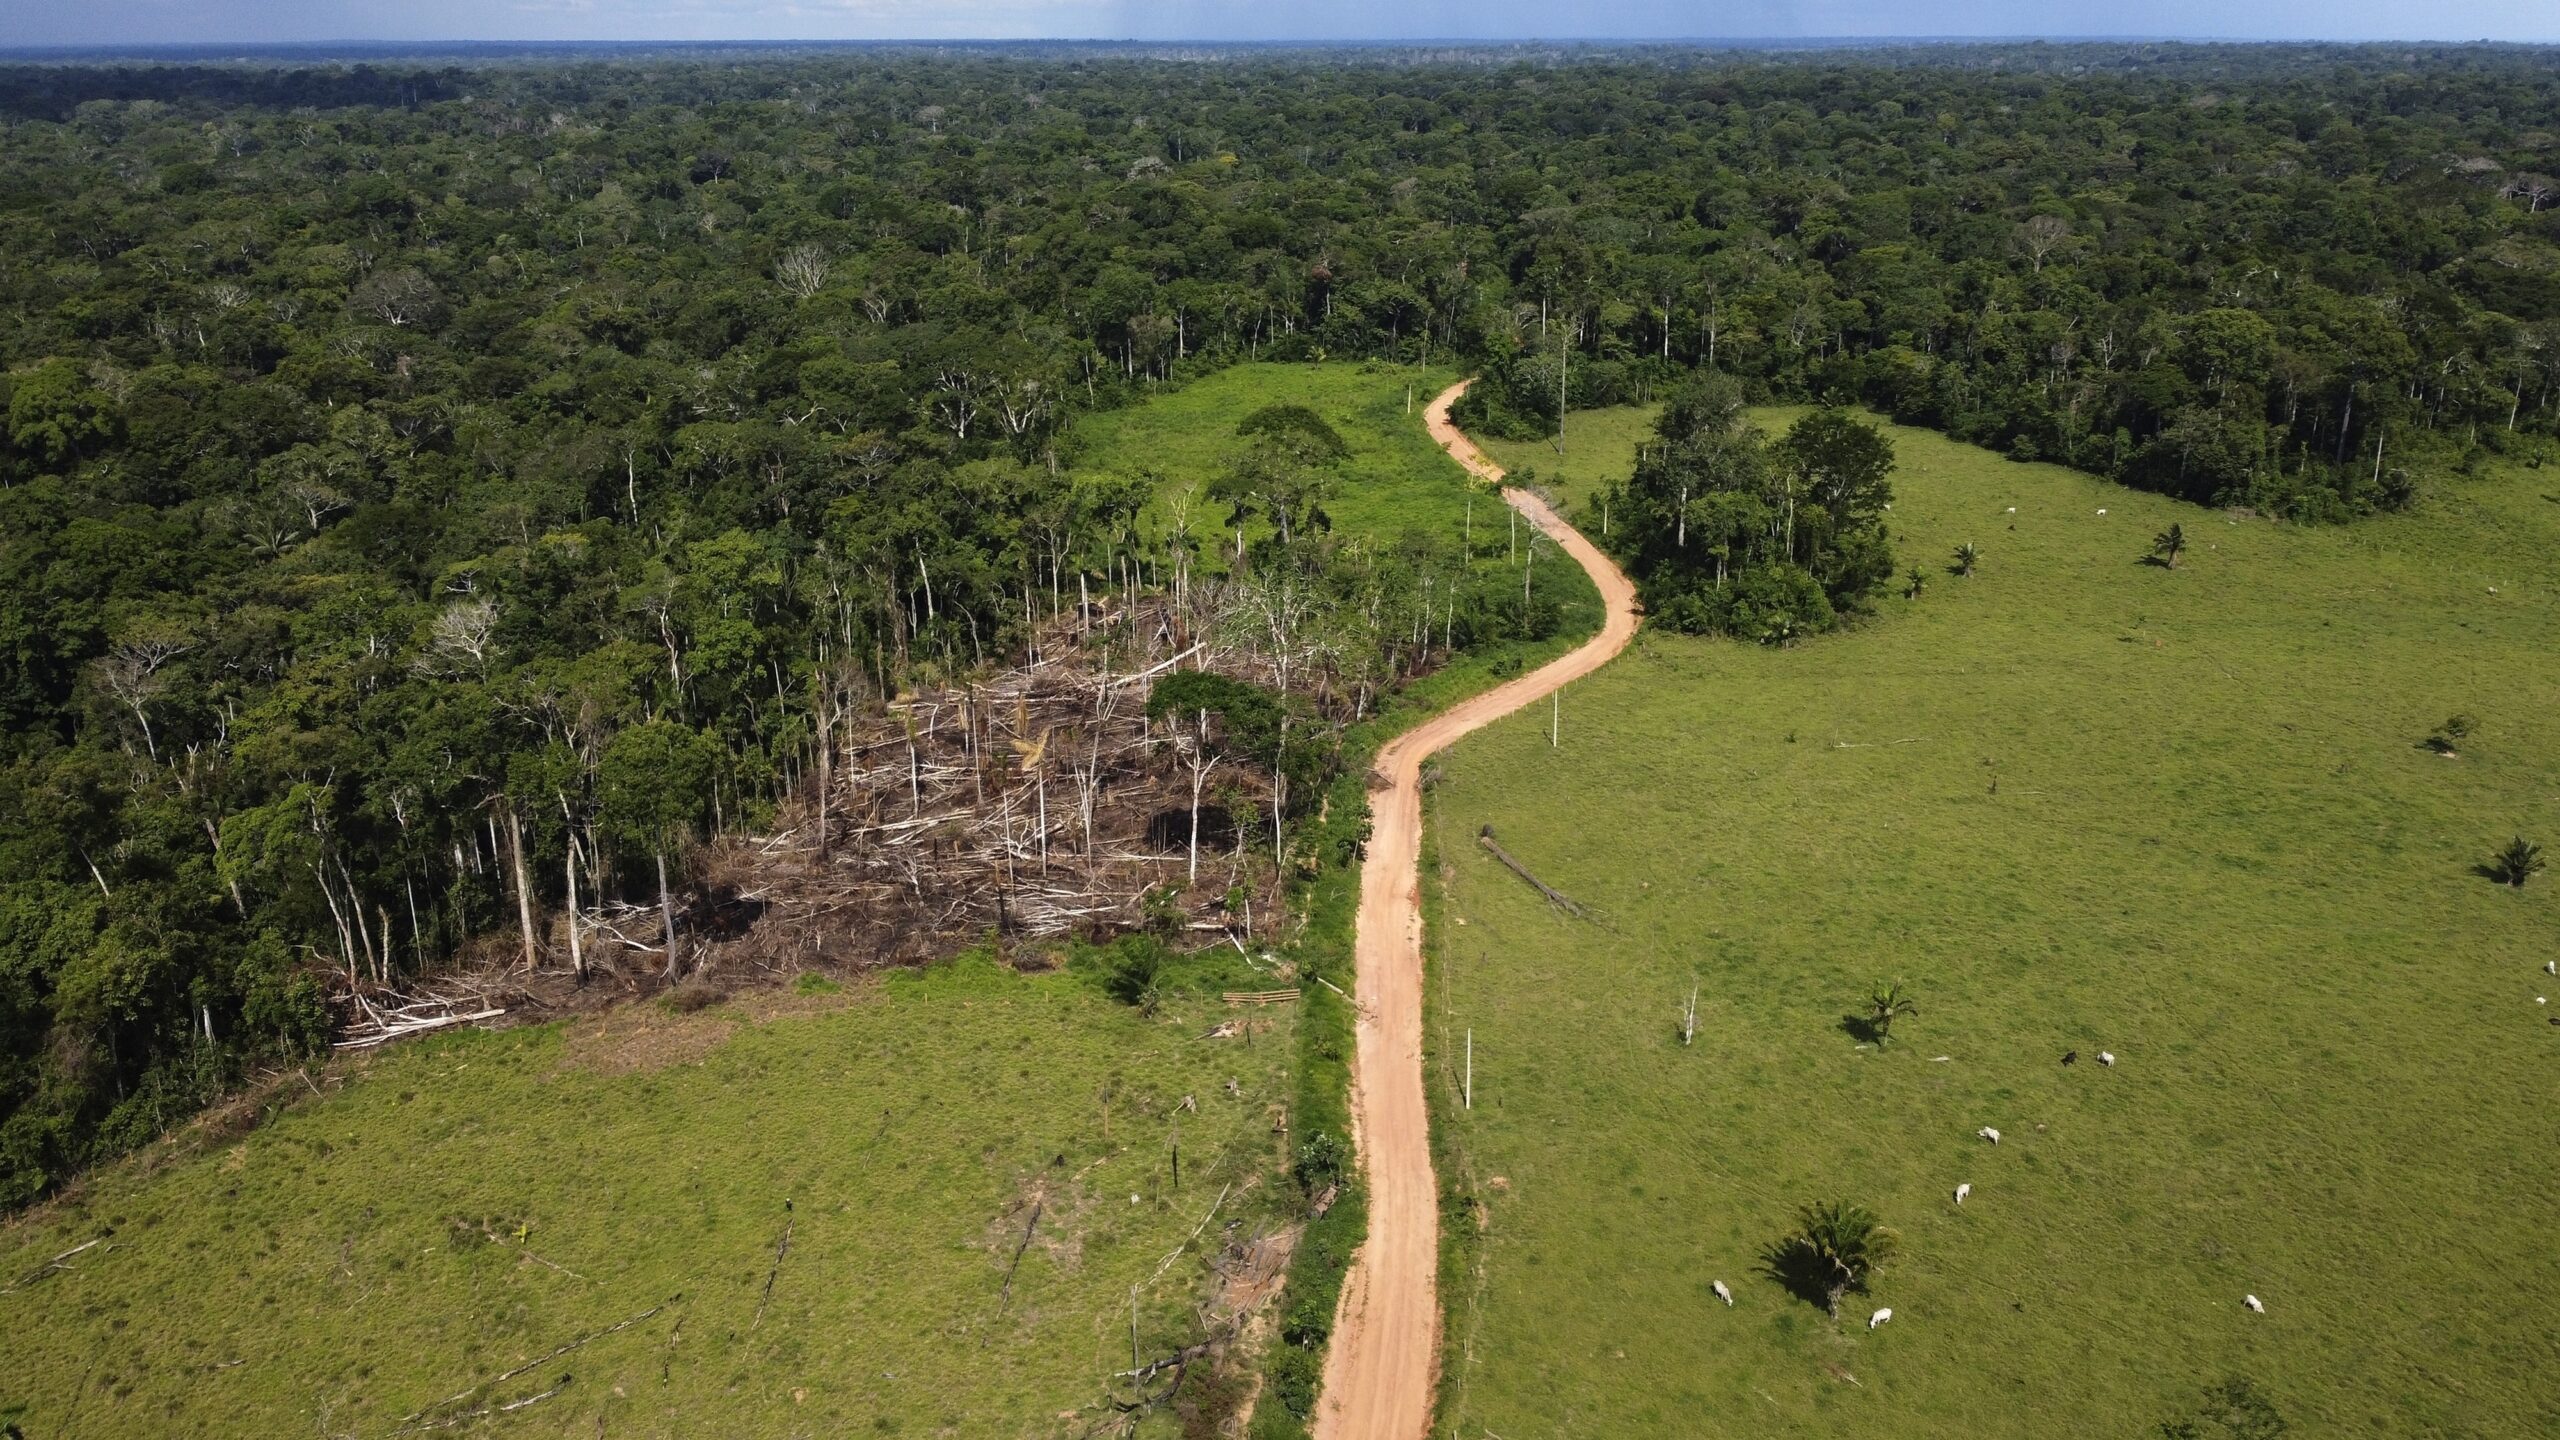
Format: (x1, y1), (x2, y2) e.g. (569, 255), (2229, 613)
(1293, 1128), (1347, 1195)
(1099, 936), (1169, 1011)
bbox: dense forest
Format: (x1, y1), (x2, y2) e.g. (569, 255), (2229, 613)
(4, 42), (2558, 1204)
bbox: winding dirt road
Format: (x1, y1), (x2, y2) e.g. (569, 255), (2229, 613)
(1311, 381), (1642, 1440)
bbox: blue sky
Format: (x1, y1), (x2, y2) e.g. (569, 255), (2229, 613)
(2, 0), (2551, 48)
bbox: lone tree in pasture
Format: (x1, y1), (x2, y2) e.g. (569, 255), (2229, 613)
(1762, 1201), (1901, 1317)
(1864, 982), (1918, 1046)
(2152, 522), (2187, 568)
(1905, 566), (1928, 599)
(1952, 542), (1980, 576)
(2485, 836), (2544, 888)
(2424, 714), (2476, 756)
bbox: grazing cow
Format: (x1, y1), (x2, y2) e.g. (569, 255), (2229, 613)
(1869, 1307), (1894, 1330)
(2098, 1051), (2116, 1066)
(2061, 1050), (2078, 1066)
(1954, 1183), (1971, 1205)
(2544, 961), (2555, 975)
(1978, 1127), (2001, 1144)
(2244, 1294), (2266, 1314)
(1713, 1280), (1734, 1307)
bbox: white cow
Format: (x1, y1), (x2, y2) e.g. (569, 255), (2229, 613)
(2244, 1294), (2266, 1314)
(1954, 1183), (1971, 1205)
(1868, 1307), (1894, 1330)
(1977, 1126), (2001, 1144)
(2098, 1051), (2116, 1066)
(1712, 1279), (1734, 1307)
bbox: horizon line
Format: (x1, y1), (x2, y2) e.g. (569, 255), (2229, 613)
(4, 35), (2557, 52)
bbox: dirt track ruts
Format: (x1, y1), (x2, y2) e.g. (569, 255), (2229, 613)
(1310, 380), (1642, 1440)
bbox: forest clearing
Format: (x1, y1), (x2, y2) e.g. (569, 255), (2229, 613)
(1427, 409), (2560, 1437)
(0, 363), (1604, 1439)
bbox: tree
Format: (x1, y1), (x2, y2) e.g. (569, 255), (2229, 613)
(1215, 409), (1345, 551)
(773, 242), (831, 301)
(89, 622), (192, 761)
(2485, 836), (2543, 889)
(1762, 1200), (1901, 1316)
(1773, 408), (1896, 538)
(6, 358), (117, 466)
(1953, 542), (1980, 576)
(1145, 671), (1287, 883)
(350, 266), (443, 328)
(2152, 523), (2187, 568)
(2013, 213), (2072, 273)
(1863, 982), (1917, 1046)
(599, 722), (720, 980)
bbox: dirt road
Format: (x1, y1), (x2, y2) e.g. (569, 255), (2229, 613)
(1310, 381), (1642, 1440)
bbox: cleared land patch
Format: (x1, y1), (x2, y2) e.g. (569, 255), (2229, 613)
(0, 962), (1292, 1437)
(1428, 414), (2559, 1436)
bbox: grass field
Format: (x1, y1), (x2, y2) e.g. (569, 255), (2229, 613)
(1476, 403), (1660, 521)
(1425, 412), (2560, 1437)
(0, 962), (1294, 1437)
(1072, 361), (1470, 556)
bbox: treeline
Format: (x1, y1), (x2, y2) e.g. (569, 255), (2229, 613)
(3, 44), (2557, 1203)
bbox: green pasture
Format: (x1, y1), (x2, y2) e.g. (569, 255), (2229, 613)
(1477, 403), (1662, 518)
(1075, 361), (1492, 560)
(1427, 414), (2560, 1437)
(0, 962), (1290, 1438)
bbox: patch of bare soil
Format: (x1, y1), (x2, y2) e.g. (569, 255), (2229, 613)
(557, 1005), (738, 1077)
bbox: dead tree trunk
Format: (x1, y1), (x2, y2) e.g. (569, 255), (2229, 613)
(564, 832), (586, 981)
(508, 804), (538, 974)
(656, 849), (680, 982)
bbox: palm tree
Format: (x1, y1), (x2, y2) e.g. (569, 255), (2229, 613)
(1865, 982), (1918, 1046)
(2487, 836), (2544, 888)
(2152, 522), (2187, 568)
(1952, 542), (1980, 576)
(1905, 566), (1928, 599)
(1762, 1201), (1901, 1317)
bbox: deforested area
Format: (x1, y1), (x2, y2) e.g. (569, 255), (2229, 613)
(1, 30), (2557, 1440)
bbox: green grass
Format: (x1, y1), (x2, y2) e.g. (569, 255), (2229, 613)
(1073, 360), (1506, 566)
(0, 960), (1292, 1437)
(1476, 403), (1660, 519)
(1425, 414), (2560, 1437)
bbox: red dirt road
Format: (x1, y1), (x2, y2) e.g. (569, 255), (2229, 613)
(1311, 381), (1642, 1440)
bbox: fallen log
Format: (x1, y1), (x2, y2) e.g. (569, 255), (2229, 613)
(390, 1294), (675, 1431)
(1, 1236), (106, 1295)
(333, 1007), (507, 1050)
(1477, 825), (1589, 919)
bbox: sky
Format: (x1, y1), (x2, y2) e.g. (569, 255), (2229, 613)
(0, 0), (2551, 49)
